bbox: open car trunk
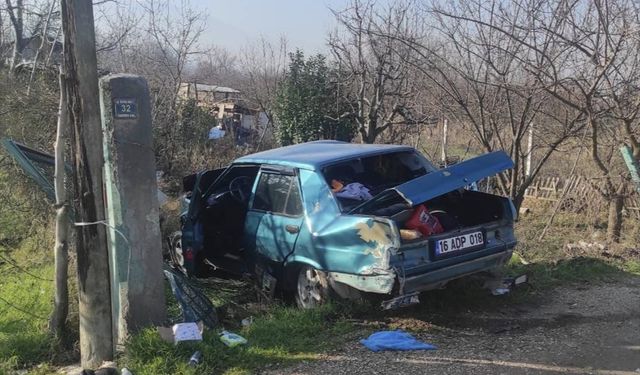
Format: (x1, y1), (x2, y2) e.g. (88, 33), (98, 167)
(350, 151), (516, 280)
(387, 189), (511, 233)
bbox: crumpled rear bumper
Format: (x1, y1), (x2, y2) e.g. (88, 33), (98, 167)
(328, 249), (513, 295)
(399, 250), (513, 293)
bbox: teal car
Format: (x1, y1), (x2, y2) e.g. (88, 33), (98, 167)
(170, 141), (517, 308)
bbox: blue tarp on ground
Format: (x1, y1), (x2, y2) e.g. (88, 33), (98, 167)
(360, 330), (437, 352)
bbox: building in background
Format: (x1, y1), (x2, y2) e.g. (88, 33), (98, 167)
(178, 82), (270, 145)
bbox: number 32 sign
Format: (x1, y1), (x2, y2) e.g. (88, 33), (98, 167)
(114, 98), (137, 119)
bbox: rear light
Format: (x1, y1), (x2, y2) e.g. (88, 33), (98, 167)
(184, 247), (195, 261)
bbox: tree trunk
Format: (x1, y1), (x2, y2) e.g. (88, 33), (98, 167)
(49, 70), (69, 339)
(60, 0), (114, 367)
(27, 0), (56, 95)
(607, 195), (623, 243)
(6, 0), (24, 74)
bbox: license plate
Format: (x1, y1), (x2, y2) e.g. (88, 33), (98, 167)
(434, 231), (484, 256)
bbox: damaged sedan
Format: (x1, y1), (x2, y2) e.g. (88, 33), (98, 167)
(169, 141), (517, 308)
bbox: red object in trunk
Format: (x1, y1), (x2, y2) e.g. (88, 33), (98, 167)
(405, 205), (444, 237)
(184, 247), (195, 261)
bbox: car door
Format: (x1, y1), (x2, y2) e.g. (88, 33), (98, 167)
(244, 166), (304, 264)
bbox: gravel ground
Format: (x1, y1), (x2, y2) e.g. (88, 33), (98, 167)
(264, 277), (640, 375)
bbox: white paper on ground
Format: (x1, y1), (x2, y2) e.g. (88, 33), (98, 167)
(172, 322), (202, 342)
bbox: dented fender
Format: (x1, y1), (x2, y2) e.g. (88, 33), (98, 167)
(283, 169), (400, 291)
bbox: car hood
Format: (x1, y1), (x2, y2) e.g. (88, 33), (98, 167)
(350, 151), (514, 214)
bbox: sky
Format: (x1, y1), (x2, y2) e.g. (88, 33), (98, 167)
(192, 0), (351, 53)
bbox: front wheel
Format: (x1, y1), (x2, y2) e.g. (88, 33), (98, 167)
(168, 231), (187, 275)
(169, 231), (204, 276)
(295, 265), (331, 309)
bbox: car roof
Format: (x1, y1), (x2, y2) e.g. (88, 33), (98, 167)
(235, 140), (415, 170)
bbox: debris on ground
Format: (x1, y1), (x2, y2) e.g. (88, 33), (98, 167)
(188, 351), (202, 367)
(241, 316), (254, 327)
(163, 267), (218, 328)
(158, 321), (203, 344)
(513, 251), (530, 264)
(565, 241), (606, 256)
(484, 274), (528, 296)
(360, 330), (437, 352)
(219, 330), (248, 347)
(519, 207), (531, 215)
(381, 292), (420, 310)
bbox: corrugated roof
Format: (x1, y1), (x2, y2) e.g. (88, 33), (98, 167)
(191, 83), (240, 94)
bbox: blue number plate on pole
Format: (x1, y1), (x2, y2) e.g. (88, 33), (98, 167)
(114, 98), (137, 119)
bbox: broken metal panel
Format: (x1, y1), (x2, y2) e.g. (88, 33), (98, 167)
(1, 138), (56, 201)
(328, 270), (395, 294)
(288, 169), (400, 276)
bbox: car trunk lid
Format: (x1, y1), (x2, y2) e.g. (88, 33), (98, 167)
(349, 151), (513, 215)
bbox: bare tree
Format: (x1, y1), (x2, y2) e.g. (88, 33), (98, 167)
(329, 0), (429, 144)
(26, 0), (56, 94)
(430, 0), (640, 241)
(239, 36), (288, 129)
(386, 0), (585, 209)
(49, 65), (68, 339)
(139, 0), (205, 171)
(5, 0), (24, 73)
(190, 45), (241, 86)
(96, 0), (206, 172)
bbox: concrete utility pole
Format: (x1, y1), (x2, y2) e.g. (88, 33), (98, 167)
(100, 74), (167, 347)
(60, 0), (113, 367)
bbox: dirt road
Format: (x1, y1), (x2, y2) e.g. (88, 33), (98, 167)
(267, 277), (640, 374)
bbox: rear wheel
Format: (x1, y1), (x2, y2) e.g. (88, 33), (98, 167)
(295, 265), (331, 309)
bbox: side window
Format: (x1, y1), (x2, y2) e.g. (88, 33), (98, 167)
(252, 173), (303, 216)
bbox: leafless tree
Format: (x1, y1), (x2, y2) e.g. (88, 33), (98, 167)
(190, 45), (241, 87)
(5, 0), (24, 73)
(49, 64), (68, 339)
(238, 36), (289, 131)
(26, 0), (56, 94)
(429, 0), (640, 241)
(96, 0), (206, 172)
(329, 0), (430, 144)
(386, 0), (585, 209)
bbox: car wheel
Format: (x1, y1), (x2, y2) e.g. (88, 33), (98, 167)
(295, 265), (330, 309)
(168, 231), (187, 275)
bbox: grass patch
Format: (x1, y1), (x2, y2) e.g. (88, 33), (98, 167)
(0, 263), (55, 374)
(505, 256), (625, 291)
(507, 211), (637, 290)
(621, 259), (640, 275)
(122, 304), (354, 375)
